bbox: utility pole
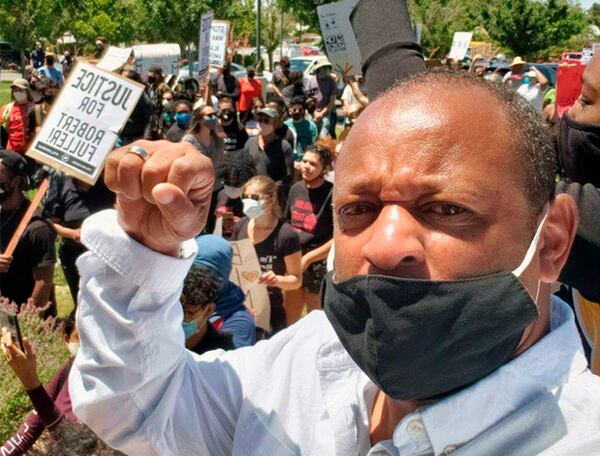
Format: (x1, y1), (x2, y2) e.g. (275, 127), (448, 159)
(256, 0), (262, 70)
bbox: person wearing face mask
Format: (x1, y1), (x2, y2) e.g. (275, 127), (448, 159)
(241, 107), (294, 196)
(165, 100), (193, 143)
(306, 57), (338, 139)
(244, 97), (265, 136)
(553, 51), (600, 375)
(68, 1), (600, 454)
(516, 67), (548, 114)
(159, 91), (175, 135)
(60, 50), (75, 78)
(214, 154), (256, 238)
(29, 43), (45, 70)
(284, 96), (317, 162)
(282, 70), (307, 108)
(231, 175), (302, 334)
(216, 62), (241, 103)
(218, 97), (249, 153)
(284, 142), (334, 325)
(37, 54), (64, 88)
(1, 79), (37, 156)
(1, 321), (83, 456)
(146, 66), (170, 139)
(238, 67), (264, 124)
(183, 105), (226, 232)
(185, 235), (256, 349)
(0, 150), (56, 313)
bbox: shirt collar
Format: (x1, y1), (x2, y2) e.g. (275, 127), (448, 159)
(393, 296), (589, 455)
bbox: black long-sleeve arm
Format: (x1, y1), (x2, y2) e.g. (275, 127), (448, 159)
(350, 0), (426, 99)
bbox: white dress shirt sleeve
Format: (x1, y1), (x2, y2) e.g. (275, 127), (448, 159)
(68, 210), (244, 456)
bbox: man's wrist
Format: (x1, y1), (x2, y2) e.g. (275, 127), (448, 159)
(21, 375), (41, 391)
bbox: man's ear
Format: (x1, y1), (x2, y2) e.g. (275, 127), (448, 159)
(207, 303), (217, 315)
(539, 194), (579, 283)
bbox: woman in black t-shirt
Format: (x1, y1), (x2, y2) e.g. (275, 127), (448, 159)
(284, 143), (335, 325)
(231, 175), (302, 335)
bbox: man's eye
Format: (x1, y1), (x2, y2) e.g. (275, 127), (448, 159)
(425, 203), (466, 216)
(337, 203), (379, 231)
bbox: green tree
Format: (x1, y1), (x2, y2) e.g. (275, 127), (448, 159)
(0, 0), (68, 68)
(277, 0), (328, 31)
(587, 2), (600, 26)
(479, 0), (586, 59)
(260, 0), (294, 69)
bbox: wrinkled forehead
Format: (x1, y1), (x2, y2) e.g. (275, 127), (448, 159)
(336, 83), (521, 200)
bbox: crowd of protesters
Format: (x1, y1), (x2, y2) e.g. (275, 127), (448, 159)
(1, 0), (600, 453)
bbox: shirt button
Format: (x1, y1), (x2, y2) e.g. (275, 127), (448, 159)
(406, 419), (424, 436)
(442, 444), (458, 454)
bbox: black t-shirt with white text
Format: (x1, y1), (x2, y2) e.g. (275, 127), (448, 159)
(285, 181), (333, 252)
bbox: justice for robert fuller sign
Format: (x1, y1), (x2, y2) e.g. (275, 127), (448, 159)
(27, 62), (144, 184)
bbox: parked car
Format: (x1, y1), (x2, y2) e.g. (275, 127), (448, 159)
(561, 52), (583, 64)
(0, 41), (20, 66)
(179, 61), (247, 81)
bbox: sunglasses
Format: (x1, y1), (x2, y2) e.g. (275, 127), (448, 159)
(242, 193), (262, 201)
(257, 117), (272, 124)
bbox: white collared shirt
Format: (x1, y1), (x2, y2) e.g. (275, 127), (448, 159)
(69, 210), (600, 456)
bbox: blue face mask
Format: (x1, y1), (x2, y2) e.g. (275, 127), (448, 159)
(181, 320), (198, 340)
(175, 112), (192, 129)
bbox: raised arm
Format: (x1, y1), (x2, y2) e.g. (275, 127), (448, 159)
(69, 141), (249, 455)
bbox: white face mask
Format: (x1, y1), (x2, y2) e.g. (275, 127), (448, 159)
(13, 91), (27, 104)
(242, 198), (265, 219)
(224, 185), (242, 199)
(67, 341), (80, 356)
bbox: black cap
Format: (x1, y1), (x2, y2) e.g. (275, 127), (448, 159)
(0, 149), (29, 178)
(148, 65), (163, 74)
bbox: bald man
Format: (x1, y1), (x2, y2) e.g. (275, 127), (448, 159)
(68, 69), (600, 455)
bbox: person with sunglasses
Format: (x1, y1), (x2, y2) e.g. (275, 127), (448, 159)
(182, 105), (226, 232)
(231, 175), (302, 334)
(240, 107), (294, 197)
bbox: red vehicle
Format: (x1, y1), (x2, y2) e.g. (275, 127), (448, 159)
(561, 52), (583, 64)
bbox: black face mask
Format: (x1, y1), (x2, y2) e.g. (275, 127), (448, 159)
(147, 75), (157, 85)
(558, 112), (600, 187)
(323, 213), (546, 401)
(44, 94), (55, 104)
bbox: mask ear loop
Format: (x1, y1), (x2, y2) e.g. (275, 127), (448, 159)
(512, 204), (549, 278)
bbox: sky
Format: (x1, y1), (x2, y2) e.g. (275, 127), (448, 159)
(580, 0), (597, 9)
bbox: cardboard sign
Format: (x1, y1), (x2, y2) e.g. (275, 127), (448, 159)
(97, 46), (133, 72)
(557, 63), (585, 118)
(198, 11), (214, 79)
(317, 0), (362, 77)
(229, 239), (271, 331)
(448, 32), (473, 61)
(27, 62), (144, 184)
(133, 43), (181, 77)
(210, 20), (230, 68)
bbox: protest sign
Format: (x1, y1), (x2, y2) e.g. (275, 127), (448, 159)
(133, 43), (181, 77)
(557, 63), (585, 118)
(96, 46), (133, 72)
(210, 20), (230, 68)
(229, 239), (271, 331)
(448, 32), (473, 61)
(198, 11), (214, 79)
(27, 63), (144, 184)
(317, 0), (362, 77)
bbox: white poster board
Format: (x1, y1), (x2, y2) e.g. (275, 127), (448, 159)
(133, 43), (181, 77)
(317, 0), (362, 77)
(582, 47), (594, 65)
(448, 32), (473, 61)
(198, 11), (214, 79)
(229, 239), (271, 331)
(27, 62), (144, 184)
(96, 46), (133, 72)
(210, 20), (230, 68)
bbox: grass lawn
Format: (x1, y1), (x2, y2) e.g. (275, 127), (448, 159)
(0, 81), (12, 106)
(54, 260), (75, 319)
